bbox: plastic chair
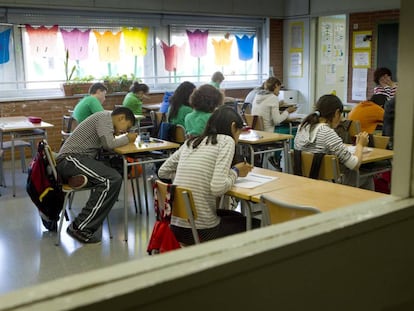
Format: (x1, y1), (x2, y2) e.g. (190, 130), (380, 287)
(289, 150), (342, 182)
(173, 124), (186, 144)
(42, 140), (112, 246)
(260, 194), (321, 225)
(153, 179), (200, 245)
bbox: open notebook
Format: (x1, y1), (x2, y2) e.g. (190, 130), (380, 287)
(234, 172), (278, 189)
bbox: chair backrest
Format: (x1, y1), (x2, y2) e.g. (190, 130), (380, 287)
(290, 150), (341, 182)
(260, 194), (320, 225)
(174, 124), (186, 144)
(61, 110), (76, 142)
(150, 111), (166, 137)
(372, 135), (390, 149)
(154, 179), (200, 244)
(243, 114), (264, 131)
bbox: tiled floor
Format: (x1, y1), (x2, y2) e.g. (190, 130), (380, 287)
(0, 159), (156, 296)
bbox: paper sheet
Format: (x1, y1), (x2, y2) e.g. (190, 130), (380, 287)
(234, 173), (278, 189)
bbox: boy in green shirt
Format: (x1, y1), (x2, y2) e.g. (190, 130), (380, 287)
(73, 83), (107, 123)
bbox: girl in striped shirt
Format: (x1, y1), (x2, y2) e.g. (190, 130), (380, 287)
(294, 94), (373, 189)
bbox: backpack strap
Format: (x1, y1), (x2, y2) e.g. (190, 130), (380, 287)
(309, 153), (325, 179)
(293, 149), (303, 176)
(252, 115), (258, 130)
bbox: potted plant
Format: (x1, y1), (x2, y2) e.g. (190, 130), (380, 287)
(101, 73), (139, 94)
(61, 50), (95, 96)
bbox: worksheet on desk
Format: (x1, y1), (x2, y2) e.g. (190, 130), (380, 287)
(234, 172), (278, 188)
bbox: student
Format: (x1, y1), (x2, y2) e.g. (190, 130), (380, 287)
(251, 77), (297, 169)
(373, 67), (398, 100)
(251, 77), (297, 132)
(158, 105), (254, 245)
(167, 81), (196, 127)
(184, 84), (222, 136)
(348, 94), (386, 134)
(122, 82), (149, 115)
(56, 107), (137, 243)
(72, 82), (107, 123)
(294, 94), (372, 190)
(210, 71), (225, 89)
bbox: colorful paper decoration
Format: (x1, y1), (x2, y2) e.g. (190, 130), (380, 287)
(61, 28), (90, 60)
(123, 27), (149, 56)
(160, 41), (186, 72)
(0, 29), (11, 64)
(211, 38), (233, 66)
(235, 34), (255, 61)
(186, 29), (208, 57)
(93, 31), (122, 62)
(25, 25), (58, 58)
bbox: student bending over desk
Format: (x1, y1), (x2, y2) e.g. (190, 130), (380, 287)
(294, 94), (372, 190)
(158, 106), (254, 245)
(56, 107), (137, 243)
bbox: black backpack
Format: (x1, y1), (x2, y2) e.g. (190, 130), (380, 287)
(26, 141), (64, 231)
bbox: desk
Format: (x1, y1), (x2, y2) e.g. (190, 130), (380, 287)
(238, 130), (293, 170)
(227, 168), (388, 226)
(114, 138), (180, 241)
(142, 103), (161, 111)
(349, 145), (394, 187)
(0, 117), (54, 196)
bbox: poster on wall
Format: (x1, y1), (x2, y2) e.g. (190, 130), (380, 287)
(289, 52), (302, 77)
(352, 68), (368, 101)
(353, 50), (371, 68)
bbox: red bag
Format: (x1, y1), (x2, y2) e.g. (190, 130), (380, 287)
(374, 171), (391, 194)
(147, 183), (180, 254)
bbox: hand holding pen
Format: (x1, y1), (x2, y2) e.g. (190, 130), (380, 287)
(233, 157), (253, 177)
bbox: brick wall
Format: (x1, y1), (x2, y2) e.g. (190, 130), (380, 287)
(1, 89), (250, 160)
(347, 10), (400, 102)
(269, 19), (284, 81)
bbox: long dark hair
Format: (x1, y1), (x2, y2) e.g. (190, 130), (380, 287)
(168, 81), (196, 121)
(187, 105), (244, 148)
(300, 94), (343, 129)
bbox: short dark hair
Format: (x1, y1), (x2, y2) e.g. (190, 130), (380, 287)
(89, 82), (107, 95)
(190, 84), (223, 112)
(188, 105), (244, 148)
(373, 67), (392, 85)
(112, 106), (136, 125)
(129, 82), (149, 94)
(211, 71), (225, 83)
(370, 94), (388, 107)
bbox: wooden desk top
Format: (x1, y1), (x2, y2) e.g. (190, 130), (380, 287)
(114, 138), (180, 155)
(238, 130), (293, 145)
(0, 116), (54, 132)
(251, 177), (388, 209)
(361, 147), (393, 164)
(227, 167), (313, 201)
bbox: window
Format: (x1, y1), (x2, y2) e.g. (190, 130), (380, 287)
(0, 9), (267, 98)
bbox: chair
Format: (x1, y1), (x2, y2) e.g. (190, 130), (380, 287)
(0, 139), (31, 174)
(289, 150), (342, 182)
(372, 134), (390, 149)
(0, 149), (3, 194)
(243, 114), (264, 130)
(173, 124), (186, 144)
(154, 179), (200, 245)
(42, 140), (112, 246)
(61, 110), (76, 144)
(260, 194), (321, 225)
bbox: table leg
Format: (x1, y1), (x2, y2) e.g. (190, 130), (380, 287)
(240, 199), (252, 230)
(283, 140), (290, 173)
(142, 164), (149, 214)
(11, 133), (16, 197)
(123, 156), (128, 241)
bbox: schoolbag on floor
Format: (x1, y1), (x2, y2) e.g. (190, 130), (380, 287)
(26, 141), (64, 231)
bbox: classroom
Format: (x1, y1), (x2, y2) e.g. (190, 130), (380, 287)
(1, 0), (413, 309)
